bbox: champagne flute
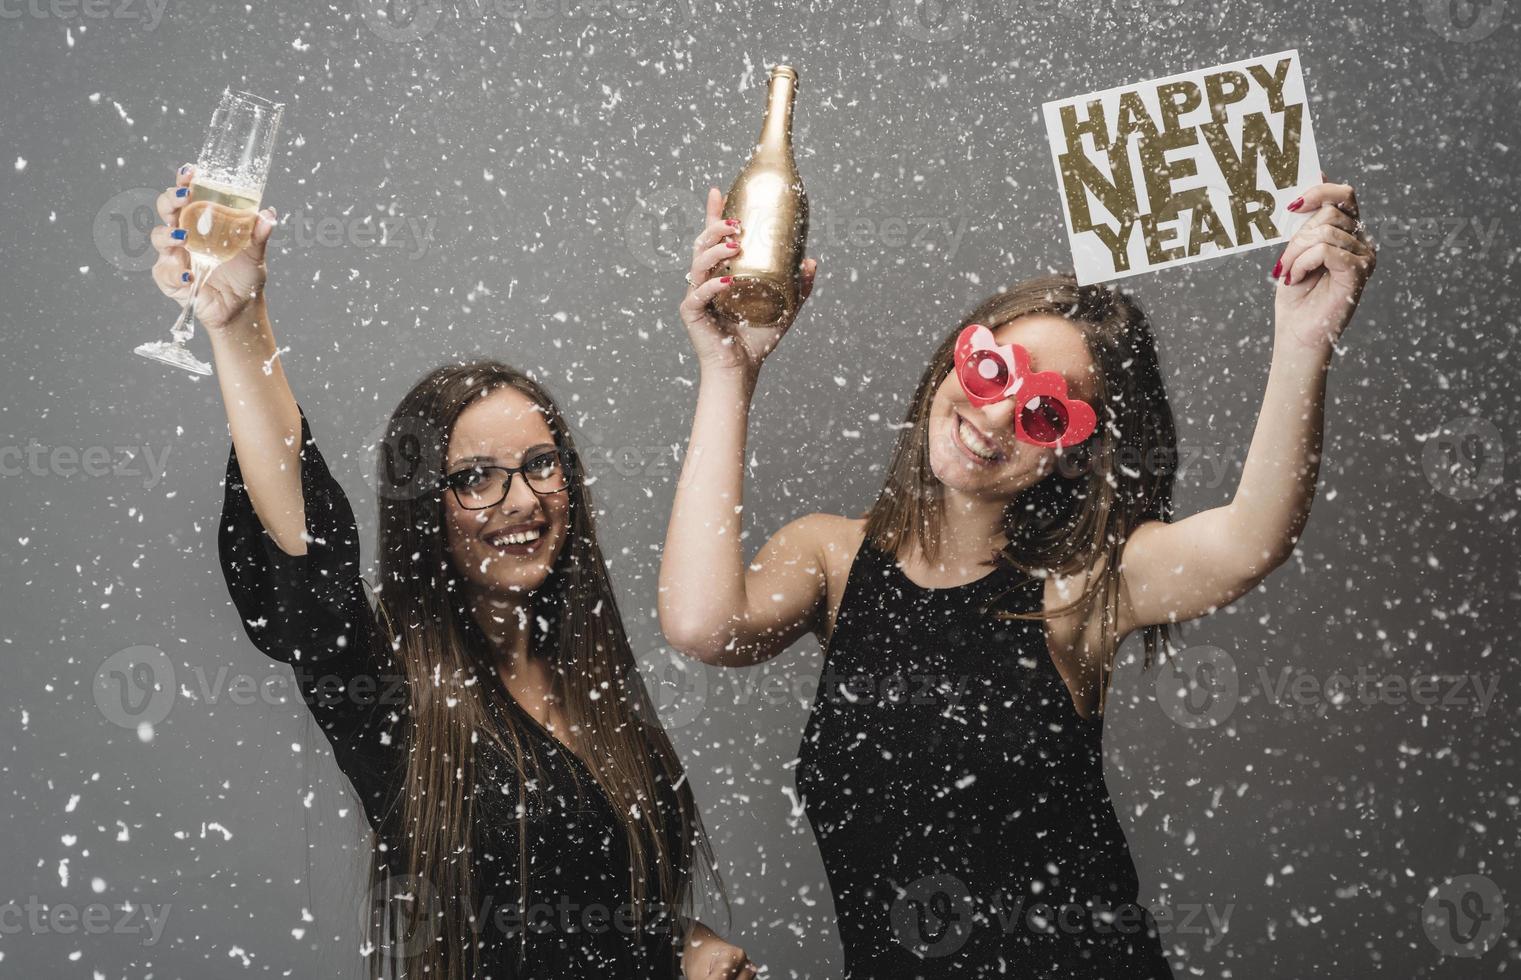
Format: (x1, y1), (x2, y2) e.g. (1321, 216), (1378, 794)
(135, 89), (283, 376)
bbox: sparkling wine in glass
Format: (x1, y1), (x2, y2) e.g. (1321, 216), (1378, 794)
(135, 89), (283, 376)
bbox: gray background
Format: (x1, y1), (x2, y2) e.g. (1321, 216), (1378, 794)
(2, 0), (1518, 976)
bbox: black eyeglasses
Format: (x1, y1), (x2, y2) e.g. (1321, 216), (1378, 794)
(439, 447), (575, 510)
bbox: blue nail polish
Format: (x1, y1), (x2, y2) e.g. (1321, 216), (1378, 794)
(181, 272), (191, 282)
(171, 228), (187, 241)
(176, 187), (188, 197)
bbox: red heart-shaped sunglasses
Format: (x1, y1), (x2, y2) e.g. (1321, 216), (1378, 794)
(952, 324), (1097, 449)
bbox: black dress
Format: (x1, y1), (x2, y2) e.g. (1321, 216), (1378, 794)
(217, 406), (687, 979)
(796, 539), (1173, 979)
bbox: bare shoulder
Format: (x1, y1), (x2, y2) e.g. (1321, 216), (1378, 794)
(776, 514), (867, 645)
(773, 512), (864, 570)
(801, 512), (864, 544)
(1116, 517), (1169, 565)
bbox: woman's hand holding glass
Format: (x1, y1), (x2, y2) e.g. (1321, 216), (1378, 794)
(150, 164), (278, 337)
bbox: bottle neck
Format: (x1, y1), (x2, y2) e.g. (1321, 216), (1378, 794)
(758, 74), (796, 149)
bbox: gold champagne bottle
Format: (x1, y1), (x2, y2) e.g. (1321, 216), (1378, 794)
(711, 65), (809, 327)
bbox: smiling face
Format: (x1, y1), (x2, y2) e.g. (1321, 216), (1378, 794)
(927, 313), (1098, 500)
(441, 387), (572, 599)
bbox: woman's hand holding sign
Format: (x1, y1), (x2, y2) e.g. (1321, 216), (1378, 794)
(1120, 169), (1381, 644)
(1272, 174), (1378, 351)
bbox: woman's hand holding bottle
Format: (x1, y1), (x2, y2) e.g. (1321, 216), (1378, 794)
(679, 186), (817, 381)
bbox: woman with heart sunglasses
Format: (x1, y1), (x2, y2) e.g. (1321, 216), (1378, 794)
(660, 179), (1376, 977)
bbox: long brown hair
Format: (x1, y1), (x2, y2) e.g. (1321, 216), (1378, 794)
(862, 274), (1178, 713)
(363, 360), (715, 979)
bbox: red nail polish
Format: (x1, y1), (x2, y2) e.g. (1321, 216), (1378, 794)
(720, 276), (733, 284)
(725, 219), (739, 227)
(1271, 258), (1282, 280)
(1287, 197), (1304, 213)
(1282, 267), (1292, 286)
(726, 241), (739, 249)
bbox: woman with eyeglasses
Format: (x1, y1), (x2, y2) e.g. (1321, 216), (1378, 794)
(147, 165), (760, 980)
(659, 181), (1376, 977)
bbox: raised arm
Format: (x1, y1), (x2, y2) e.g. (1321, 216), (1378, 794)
(1118, 178), (1377, 633)
(150, 164), (305, 554)
(656, 187), (823, 667)
(150, 165), (397, 758)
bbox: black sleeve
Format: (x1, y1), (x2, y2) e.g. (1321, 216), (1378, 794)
(217, 405), (406, 819)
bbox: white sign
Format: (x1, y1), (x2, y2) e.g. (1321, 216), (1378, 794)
(1043, 50), (1321, 285)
